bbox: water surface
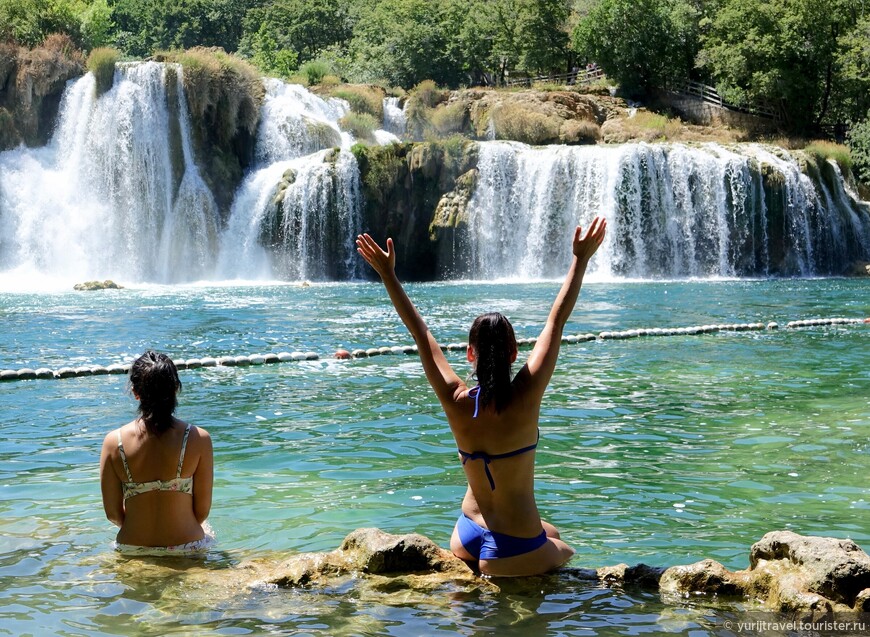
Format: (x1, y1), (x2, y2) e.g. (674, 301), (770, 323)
(1, 279), (868, 635)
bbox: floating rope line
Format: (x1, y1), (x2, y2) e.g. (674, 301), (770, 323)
(1, 318), (867, 382)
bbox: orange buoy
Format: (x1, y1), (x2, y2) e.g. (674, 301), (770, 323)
(334, 349), (352, 359)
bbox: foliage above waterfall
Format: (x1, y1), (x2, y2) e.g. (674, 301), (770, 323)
(0, 34), (84, 148)
(85, 46), (118, 95)
(3, 0), (868, 137)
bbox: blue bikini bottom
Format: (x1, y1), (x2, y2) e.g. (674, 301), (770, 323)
(455, 513), (548, 560)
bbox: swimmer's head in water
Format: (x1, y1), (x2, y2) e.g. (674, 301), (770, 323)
(468, 312), (517, 414)
(129, 350), (182, 435)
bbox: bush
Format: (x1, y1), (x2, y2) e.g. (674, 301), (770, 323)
(410, 79), (444, 108)
(320, 74), (341, 88)
(429, 101), (468, 136)
(86, 47), (120, 95)
(339, 111), (378, 142)
(329, 85), (383, 119)
(847, 117), (870, 186)
(805, 140), (852, 170)
(300, 59), (331, 85)
(491, 103), (561, 145)
(559, 119), (601, 144)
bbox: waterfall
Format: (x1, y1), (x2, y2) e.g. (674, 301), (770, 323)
(216, 149), (362, 280)
(0, 62), (218, 285)
(382, 97), (406, 137)
(1, 66), (867, 286)
(465, 141), (870, 278)
(214, 80), (364, 281)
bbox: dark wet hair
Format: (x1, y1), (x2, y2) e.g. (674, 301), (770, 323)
(129, 350), (181, 436)
(468, 312), (516, 414)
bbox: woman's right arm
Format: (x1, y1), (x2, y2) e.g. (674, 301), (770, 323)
(356, 234), (465, 406)
(525, 217), (606, 393)
(192, 427), (213, 525)
(100, 432), (125, 527)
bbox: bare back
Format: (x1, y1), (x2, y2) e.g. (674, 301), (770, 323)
(445, 364), (544, 537)
(100, 418), (213, 547)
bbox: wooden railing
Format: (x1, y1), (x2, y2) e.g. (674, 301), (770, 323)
(667, 79), (785, 122)
(505, 67), (605, 88)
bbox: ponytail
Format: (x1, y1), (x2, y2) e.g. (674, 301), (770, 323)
(129, 350), (181, 436)
(468, 313), (516, 414)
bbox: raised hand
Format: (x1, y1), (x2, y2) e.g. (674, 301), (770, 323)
(356, 233), (396, 279)
(573, 216), (607, 263)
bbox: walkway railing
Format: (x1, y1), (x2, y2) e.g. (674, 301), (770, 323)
(667, 79), (785, 122)
(505, 67), (605, 88)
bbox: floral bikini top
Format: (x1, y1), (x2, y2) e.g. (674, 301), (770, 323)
(117, 424), (193, 501)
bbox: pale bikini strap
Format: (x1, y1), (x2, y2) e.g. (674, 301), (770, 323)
(176, 424), (191, 478)
(116, 429), (134, 482)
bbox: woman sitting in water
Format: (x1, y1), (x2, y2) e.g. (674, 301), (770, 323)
(100, 351), (213, 555)
(357, 217), (606, 577)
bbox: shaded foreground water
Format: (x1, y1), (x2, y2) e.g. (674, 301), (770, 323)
(0, 278), (868, 635)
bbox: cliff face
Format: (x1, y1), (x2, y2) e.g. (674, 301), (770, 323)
(352, 140), (479, 280)
(0, 37), (85, 150)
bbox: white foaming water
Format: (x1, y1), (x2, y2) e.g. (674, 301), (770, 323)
(2, 67), (868, 288)
(216, 148), (362, 280)
(465, 141), (870, 278)
(216, 79), (365, 281)
(0, 62), (218, 285)
(382, 97), (406, 137)
(254, 79), (350, 164)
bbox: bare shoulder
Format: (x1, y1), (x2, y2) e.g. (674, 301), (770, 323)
(101, 428), (119, 452)
(185, 423), (213, 451)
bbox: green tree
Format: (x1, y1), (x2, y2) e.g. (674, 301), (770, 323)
(847, 114), (870, 186)
(110, 0), (256, 57)
(572, 0), (700, 96)
(831, 15), (870, 124)
(239, 0), (352, 73)
(518, 0), (569, 75)
(347, 0), (464, 87)
(0, 0), (80, 46)
(697, 0), (861, 131)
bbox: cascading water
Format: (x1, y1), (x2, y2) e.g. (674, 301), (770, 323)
(0, 62), (218, 285)
(1, 65), (868, 286)
(215, 80), (363, 281)
(382, 97), (406, 137)
(465, 141), (870, 279)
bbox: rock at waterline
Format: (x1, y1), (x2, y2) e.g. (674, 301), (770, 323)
(229, 528), (870, 615)
(73, 280), (124, 291)
(110, 529), (870, 618)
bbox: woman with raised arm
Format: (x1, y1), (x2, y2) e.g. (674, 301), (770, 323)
(356, 217), (606, 577)
(100, 350), (214, 556)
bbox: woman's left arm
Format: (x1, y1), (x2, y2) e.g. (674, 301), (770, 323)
(99, 432), (124, 527)
(357, 234), (465, 406)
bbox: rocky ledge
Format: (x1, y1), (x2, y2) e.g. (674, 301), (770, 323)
(234, 528), (870, 616)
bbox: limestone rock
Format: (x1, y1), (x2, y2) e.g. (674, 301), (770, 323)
(259, 528), (478, 591)
(659, 559), (743, 596)
(597, 563), (665, 587)
(748, 530), (870, 608)
(73, 280), (123, 291)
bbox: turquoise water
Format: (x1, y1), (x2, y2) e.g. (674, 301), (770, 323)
(1, 278), (869, 635)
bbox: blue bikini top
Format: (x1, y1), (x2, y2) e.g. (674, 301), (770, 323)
(457, 386), (539, 490)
